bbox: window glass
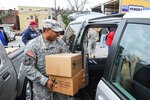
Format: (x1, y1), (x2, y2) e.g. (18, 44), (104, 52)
(29, 9), (32, 11)
(111, 23), (150, 100)
(63, 23), (82, 50)
(30, 15), (33, 19)
(48, 16), (51, 19)
(3, 26), (10, 32)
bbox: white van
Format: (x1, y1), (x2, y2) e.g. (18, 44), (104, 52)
(0, 24), (16, 41)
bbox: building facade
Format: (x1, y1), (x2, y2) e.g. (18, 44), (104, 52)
(0, 9), (19, 30)
(18, 6), (54, 31)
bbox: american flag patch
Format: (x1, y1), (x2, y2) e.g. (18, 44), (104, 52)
(25, 50), (36, 58)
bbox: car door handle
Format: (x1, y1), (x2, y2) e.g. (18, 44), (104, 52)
(2, 72), (10, 81)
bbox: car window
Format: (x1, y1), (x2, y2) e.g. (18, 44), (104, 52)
(63, 23), (82, 50)
(3, 26), (10, 32)
(111, 23), (150, 100)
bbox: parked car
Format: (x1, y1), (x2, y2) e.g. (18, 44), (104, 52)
(0, 24), (16, 41)
(0, 45), (33, 100)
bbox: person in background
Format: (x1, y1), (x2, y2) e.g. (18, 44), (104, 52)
(99, 28), (108, 48)
(22, 20), (39, 45)
(106, 28), (115, 52)
(88, 28), (98, 58)
(22, 19), (74, 100)
(0, 28), (8, 46)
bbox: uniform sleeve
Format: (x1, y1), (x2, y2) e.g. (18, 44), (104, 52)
(88, 30), (91, 39)
(23, 44), (48, 86)
(96, 31), (99, 41)
(58, 38), (70, 53)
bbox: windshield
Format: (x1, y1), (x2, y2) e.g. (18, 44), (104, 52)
(3, 25), (11, 32)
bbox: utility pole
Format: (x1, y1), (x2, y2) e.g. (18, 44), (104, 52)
(54, 0), (56, 20)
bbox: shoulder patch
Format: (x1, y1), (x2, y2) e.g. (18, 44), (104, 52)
(25, 50), (36, 58)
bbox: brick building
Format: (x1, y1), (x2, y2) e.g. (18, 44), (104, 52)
(0, 9), (19, 30)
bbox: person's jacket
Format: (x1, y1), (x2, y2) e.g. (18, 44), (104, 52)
(0, 31), (8, 46)
(22, 26), (38, 45)
(106, 31), (114, 46)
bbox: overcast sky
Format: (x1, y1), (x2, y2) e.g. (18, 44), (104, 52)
(0, 0), (109, 10)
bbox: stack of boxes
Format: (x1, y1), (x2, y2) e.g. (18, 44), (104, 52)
(45, 53), (83, 96)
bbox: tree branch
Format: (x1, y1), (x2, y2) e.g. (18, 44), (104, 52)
(66, 0), (74, 9)
(66, 0), (88, 11)
(78, 0), (87, 11)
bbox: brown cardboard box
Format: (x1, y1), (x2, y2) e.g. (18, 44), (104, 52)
(45, 53), (82, 77)
(50, 70), (83, 96)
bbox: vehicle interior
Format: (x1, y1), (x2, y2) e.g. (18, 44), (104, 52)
(79, 24), (118, 100)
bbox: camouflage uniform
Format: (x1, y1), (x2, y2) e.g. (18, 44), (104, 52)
(23, 35), (70, 100)
(88, 28), (98, 58)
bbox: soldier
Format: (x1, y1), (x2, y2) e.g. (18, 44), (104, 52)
(23, 19), (70, 100)
(88, 28), (98, 58)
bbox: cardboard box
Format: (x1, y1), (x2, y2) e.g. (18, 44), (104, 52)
(45, 53), (82, 77)
(50, 70), (83, 96)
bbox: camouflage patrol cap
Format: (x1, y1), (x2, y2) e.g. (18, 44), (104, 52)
(43, 19), (63, 32)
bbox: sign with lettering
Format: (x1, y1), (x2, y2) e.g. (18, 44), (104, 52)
(128, 5), (144, 12)
(121, 0), (150, 13)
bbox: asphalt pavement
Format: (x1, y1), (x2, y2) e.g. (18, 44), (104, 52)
(8, 36), (24, 47)
(95, 42), (108, 58)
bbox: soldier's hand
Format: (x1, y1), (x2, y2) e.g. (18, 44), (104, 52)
(46, 79), (53, 90)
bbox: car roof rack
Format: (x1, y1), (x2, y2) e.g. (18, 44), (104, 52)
(88, 13), (124, 22)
